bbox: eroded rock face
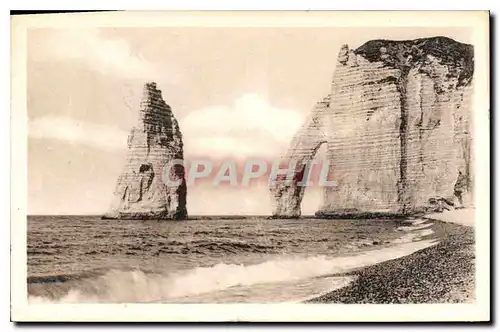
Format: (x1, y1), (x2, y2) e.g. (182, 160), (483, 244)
(271, 37), (474, 218)
(104, 82), (187, 220)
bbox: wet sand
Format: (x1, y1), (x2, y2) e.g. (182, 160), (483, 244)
(307, 218), (475, 303)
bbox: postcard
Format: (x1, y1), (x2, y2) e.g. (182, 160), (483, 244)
(10, 10), (490, 322)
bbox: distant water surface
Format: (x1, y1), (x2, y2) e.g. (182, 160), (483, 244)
(27, 215), (436, 303)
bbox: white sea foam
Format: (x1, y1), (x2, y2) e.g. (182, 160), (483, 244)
(396, 223), (432, 232)
(392, 222), (435, 244)
(170, 276), (357, 303)
(29, 238), (438, 304)
(411, 219), (428, 226)
(425, 208), (475, 227)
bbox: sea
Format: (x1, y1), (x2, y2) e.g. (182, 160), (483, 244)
(27, 216), (438, 303)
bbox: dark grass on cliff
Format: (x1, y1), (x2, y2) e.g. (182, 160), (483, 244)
(307, 221), (475, 303)
(355, 36), (474, 87)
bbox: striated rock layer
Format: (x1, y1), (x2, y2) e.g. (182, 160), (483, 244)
(104, 82), (187, 220)
(271, 37), (474, 218)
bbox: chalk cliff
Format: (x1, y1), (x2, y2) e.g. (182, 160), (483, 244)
(104, 82), (187, 220)
(271, 37), (474, 218)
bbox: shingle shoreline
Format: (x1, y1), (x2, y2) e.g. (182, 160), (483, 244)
(306, 221), (475, 303)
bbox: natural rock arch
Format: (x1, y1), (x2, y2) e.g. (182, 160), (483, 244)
(277, 140), (328, 218)
(270, 96), (330, 218)
(271, 37), (474, 218)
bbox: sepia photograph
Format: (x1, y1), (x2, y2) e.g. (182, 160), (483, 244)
(10, 10), (490, 322)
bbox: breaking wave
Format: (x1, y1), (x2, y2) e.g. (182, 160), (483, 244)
(29, 237), (437, 304)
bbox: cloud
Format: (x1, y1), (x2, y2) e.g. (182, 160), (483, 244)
(29, 116), (128, 151)
(32, 29), (158, 81)
(29, 95), (307, 158)
(181, 94), (305, 158)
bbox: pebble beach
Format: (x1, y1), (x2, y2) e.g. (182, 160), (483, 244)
(307, 209), (475, 304)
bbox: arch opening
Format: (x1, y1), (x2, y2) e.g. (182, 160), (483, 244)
(300, 142), (328, 216)
(270, 140), (328, 218)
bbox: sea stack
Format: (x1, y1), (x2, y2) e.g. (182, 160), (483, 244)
(271, 37), (474, 218)
(104, 82), (187, 220)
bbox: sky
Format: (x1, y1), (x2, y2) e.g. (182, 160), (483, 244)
(27, 27), (472, 215)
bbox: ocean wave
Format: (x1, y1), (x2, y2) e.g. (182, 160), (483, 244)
(392, 226), (435, 244)
(169, 276), (357, 303)
(28, 238), (438, 304)
(28, 269), (108, 284)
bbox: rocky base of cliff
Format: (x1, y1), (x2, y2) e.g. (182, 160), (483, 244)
(314, 210), (406, 220)
(102, 211), (187, 221)
(314, 196), (464, 219)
